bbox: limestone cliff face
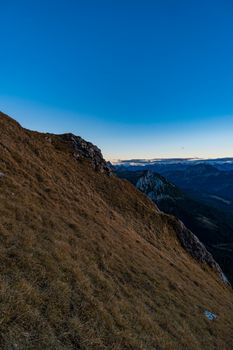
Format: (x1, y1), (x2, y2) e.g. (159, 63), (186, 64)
(136, 170), (181, 202)
(57, 133), (111, 174)
(170, 218), (230, 285)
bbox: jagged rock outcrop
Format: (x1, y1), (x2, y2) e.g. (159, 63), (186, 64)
(0, 112), (111, 175)
(56, 133), (111, 174)
(136, 170), (180, 202)
(171, 219), (230, 285)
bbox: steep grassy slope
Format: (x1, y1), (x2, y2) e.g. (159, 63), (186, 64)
(0, 112), (232, 350)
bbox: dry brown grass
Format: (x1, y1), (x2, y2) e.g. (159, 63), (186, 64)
(0, 112), (232, 349)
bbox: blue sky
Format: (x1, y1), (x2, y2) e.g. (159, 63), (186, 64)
(1, 0), (233, 160)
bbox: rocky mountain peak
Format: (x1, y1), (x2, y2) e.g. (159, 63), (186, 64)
(0, 112), (111, 174)
(57, 133), (111, 174)
(135, 170), (180, 201)
(136, 171), (165, 190)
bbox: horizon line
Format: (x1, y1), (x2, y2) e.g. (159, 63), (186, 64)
(110, 156), (233, 163)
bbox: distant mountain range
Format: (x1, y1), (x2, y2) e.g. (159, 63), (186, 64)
(161, 163), (233, 205)
(114, 160), (233, 210)
(114, 157), (233, 171)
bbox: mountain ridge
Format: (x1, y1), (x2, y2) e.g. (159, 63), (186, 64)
(0, 112), (232, 349)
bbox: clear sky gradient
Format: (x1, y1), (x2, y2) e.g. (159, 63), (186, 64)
(1, 0), (233, 160)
